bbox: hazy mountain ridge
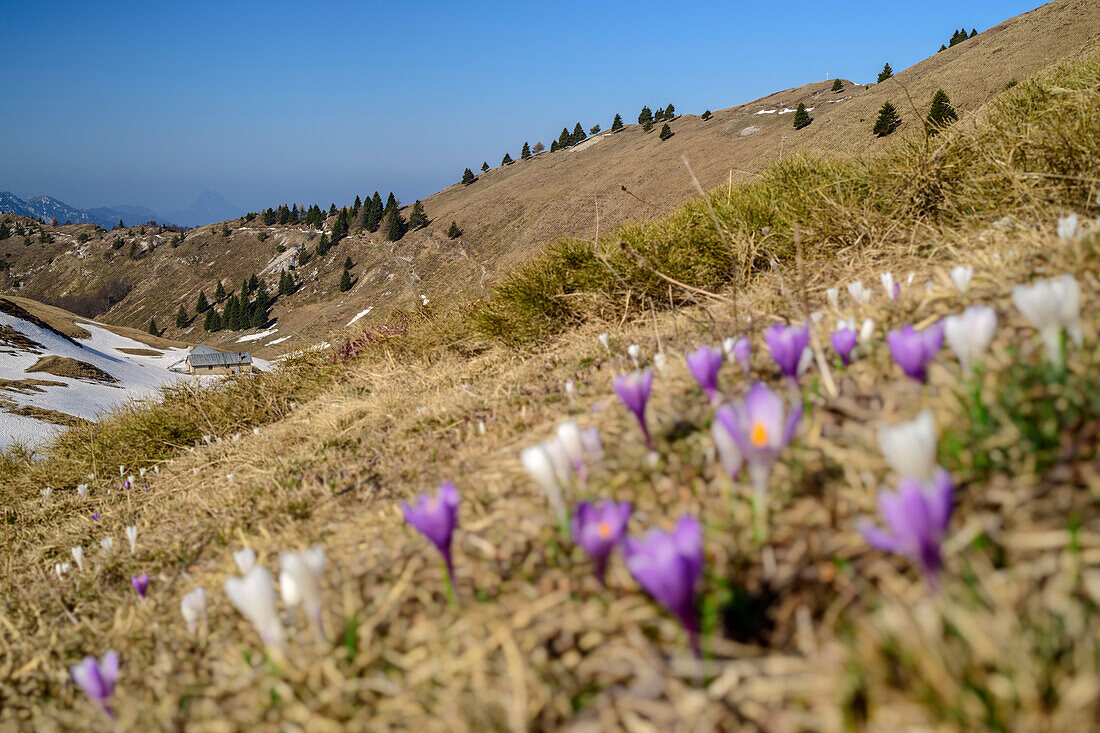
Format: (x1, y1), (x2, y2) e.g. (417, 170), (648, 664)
(0, 190), (242, 229)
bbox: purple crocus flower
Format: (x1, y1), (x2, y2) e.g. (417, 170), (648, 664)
(887, 321), (944, 382)
(716, 382), (802, 497)
(830, 326), (858, 366)
(724, 336), (751, 374)
(685, 345), (724, 403)
(131, 573), (150, 598)
(70, 650), (119, 717)
(858, 469), (954, 587)
(91, 512), (101, 522)
(572, 500), (631, 584)
(623, 515), (704, 657)
(402, 482), (460, 591)
(765, 323), (810, 379)
(613, 368), (654, 451)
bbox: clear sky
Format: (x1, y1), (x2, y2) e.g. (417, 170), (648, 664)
(1, 0), (1041, 215)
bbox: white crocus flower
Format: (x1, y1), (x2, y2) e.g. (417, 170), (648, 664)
(555, 420), (586, 468)
(598, 333), (610, 355)
(880, 272), (897, 301)
(944, 305), (998, 371)
(847, 280), (871, 305)
(1057, 214), (1079, 241)
(119, 465), (125, 477)
(653, 351), (668, 375)
(233, 548), (256, 575)
(41, 487), (51, 501)
(100, 537), (114, 553)
(125, 525), (138, 554)
(877, 410), (937, 481)
(55, 562), (71, 580)
(71, 546), (84, 572)
(627, 344), (641, 368)
(906, 272), (915, 286)
(225, 566), (285, 647)
(139, 468), (147, 478)
(181, 588), (207, 634)
(859, 318), (875, 344)
(1012, 274), (1082, 367)
(826, 287), (839, 310)
(810, 310), (824, 324)
(796, 346), (814, 376)
(279, 545), (326, 630)
(950, 265), (973, 293)
(76, 484), (88, 499)
(520, 444), (567, 527)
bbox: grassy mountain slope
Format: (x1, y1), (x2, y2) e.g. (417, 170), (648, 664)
(1, 32), (1099, 731)
(2, 0), (1096, 359)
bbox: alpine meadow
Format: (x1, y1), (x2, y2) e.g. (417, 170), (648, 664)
(1, 1), (1100, 730)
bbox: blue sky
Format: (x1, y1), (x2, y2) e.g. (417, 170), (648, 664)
(0, 0), (1039, 215)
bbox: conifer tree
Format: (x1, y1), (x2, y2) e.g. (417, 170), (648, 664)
(792, 103), (812, 130)
(329, 204), (337, 214)
(248, 273), (259, 293)
(925, 89), (958, 134)
(872, 101), (901, 137)
(203, 308), (220, 331)
(343, 256), (353, 270)
(659, 123), (673, 140)
(148, 317), (158, 335)
(481, 161), (490, 171)
(290, 204), (299, 224)
(611, 113), (624, 132)
(643, 120), (653, 133)
(353, 195), (361, 214)
(502, 152), (513, 165)
(665, 103), (675, 118)
(447, 221), (462, 239)
(117, 219), (125, 230)
(939, 44), (947, 53)
(384, 193), (397, 214)
(175, 305), (189, 328)
(339, 267), (352, 292)
(969, 28), (977, 38)
(571, 122), (586, 144)
(0, 222), (9, 240)
(638, 106), (652, 125)
(831, 79), (843, 92)
(364, 192), (383, 231)
(701, 110), (712, 120)
(521, 141), (531, 159)
(462, 168), (476, 185)
(550, 140), (559, 152)
(196, 291), (209, 313)
(316, 233), (330, 257)
(215, 280), (227, 301)
(877, 63), (894, 83)
(408, 200), (429, 229)
(250, 284), (270, 328)
(558, 127), (571, 148)
(654, 107), (665, 122)
(589, 124), (600, 135)
(385, 208), (405, 242)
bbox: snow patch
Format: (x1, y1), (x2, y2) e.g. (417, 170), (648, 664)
(347, 307), (373, 327)
(236, 328), (278, 343)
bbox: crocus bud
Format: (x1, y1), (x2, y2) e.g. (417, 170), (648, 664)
(627, 344), (641, 368)
(1057, 213), (1079, 241)
(950, 265), (973, 293)
(125, 526), (137, 554)
(521, 444), (567, 525)
(887, 321), (944, 382)
(72, 546), (84, 572)
(830, 325), (858, 366)
(181, 587), (207, 634)
(826, 287), (839, 310)
(41, 487), (51, 501)
(131, 574), (150, 598)
(279, 545), (326, 631)
(77, 483), (88, 499)
(765, 323), (810, 379)
(880, 272), (900, 301)
(877, 410), (937, 481)
(598, 333), (610, 354)
(225, 566), (285, 647)
(233, 548), (256, 575)
(613, 368), (655, 451)
(685, 345), (724, 403)
(100, 537), (114, 553)
(402, 482), (460, 592)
